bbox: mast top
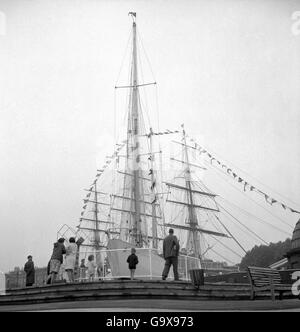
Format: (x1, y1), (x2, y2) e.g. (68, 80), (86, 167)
(128, 12), (136, 23)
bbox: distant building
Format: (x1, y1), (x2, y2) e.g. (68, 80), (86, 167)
(5, 266), (48, 289)
(269, 258), (288, 270)
(201, 259), (239, 275)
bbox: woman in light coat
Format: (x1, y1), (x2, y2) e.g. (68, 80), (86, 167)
(65, 237), (77, 283)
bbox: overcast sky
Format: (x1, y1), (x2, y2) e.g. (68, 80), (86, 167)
(0, 0), (300, 272)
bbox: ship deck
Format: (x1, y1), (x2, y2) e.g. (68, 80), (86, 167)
(0, 279), (299, 311)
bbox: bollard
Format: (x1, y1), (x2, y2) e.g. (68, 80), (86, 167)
(189, 269), (204, 288)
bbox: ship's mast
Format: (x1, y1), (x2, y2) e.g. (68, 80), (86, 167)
(182, 126), (201, 259)
(94, 182), (101, 250)
(149, 127), (158, 248)
(129, 13), (142, 247)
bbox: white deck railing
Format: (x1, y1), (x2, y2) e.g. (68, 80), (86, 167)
(62, 248), (201, 282)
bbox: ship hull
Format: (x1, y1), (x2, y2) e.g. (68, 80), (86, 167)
(106, 239), (174, 279)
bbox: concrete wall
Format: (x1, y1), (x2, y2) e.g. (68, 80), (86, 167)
(5, 267), (48, 289)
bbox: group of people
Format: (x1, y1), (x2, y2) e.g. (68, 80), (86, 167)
(24, 228), (180, 287)
(24, 237), (78, 287)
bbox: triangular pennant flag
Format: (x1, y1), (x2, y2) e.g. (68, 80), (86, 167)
(151, 181), (156, 191)
(264, 194), (272, 205)
(238, 177), (243, 183)
(271, 198), (277, 205)
(290, 208), (300, 214)
(151, 193), (157, 204)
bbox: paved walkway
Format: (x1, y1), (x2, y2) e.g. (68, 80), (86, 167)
(1, 298), (300, 312)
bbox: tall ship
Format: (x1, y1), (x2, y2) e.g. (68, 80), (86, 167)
(57, 12), (300, 282)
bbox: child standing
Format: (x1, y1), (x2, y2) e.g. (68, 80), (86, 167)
(126, 248), (139, 280)
(79, 259), (87, 281)
(87, 255), (96, 281)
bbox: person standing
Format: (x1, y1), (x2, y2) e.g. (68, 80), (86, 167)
(79, 259), (87, 281)
(49, 238), (66, 284)
(64, 237), (77, 283)
(126, 248), (139, 280)
(87, 255), (96, 281)
(162, 229), (180, 281)
(24, 255), (35, 287)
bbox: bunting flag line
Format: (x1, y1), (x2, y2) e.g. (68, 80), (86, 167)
(187, 136), (300, 215)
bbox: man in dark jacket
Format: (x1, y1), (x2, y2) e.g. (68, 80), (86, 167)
(24, 255), (35, 287)
(162, 229), (180, 281)
(49, 238), (66, 284)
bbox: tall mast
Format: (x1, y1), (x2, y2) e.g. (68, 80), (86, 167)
(182, 125), (201, 259)
(129, 12), (142, 247)
(94, 182), (101, 250)
(149, 127), (158, 248)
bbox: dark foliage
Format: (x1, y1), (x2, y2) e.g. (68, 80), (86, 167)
(239, 238), (291, 270)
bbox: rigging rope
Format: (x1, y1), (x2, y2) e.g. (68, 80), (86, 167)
(218, 196), (291, 236)
(214, 215), (248, 254)
(209, 235), (243, 259)
(209, 248), (236, 266)
(219, 204), (269, 245)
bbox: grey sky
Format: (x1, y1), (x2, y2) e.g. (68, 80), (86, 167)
(0, 0), (300, 272)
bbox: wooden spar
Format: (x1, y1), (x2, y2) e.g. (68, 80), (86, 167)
(166, 199), (219, 212)
(115, 82), (156, 89)
(163, 223), (230, 238)
(112, 194), (159, 206)
(78, 227), (119, 235)
(170, 157), (207, 170)
(165, 182), (217, 197)
(79, 217), (114, 224)
(83, 200), (111, 206)
(110, 206), (162, 219)
(117, 171), (152, 182)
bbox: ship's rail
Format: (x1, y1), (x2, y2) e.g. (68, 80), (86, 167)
(62, 248), (202, 282)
